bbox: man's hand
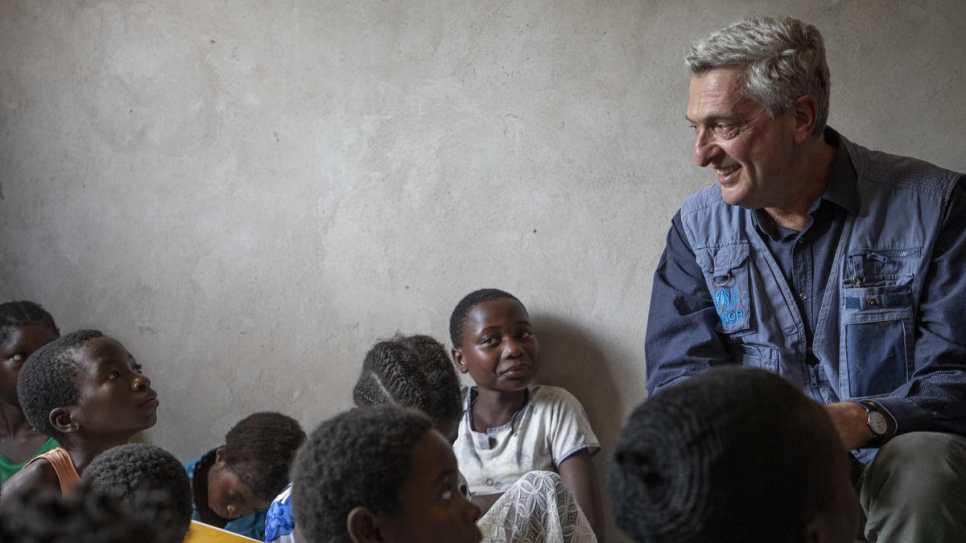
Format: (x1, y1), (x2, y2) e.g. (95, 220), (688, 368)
(824, 402), (874, 450)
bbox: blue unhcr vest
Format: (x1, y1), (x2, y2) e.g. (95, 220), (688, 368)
(677, 133), (959, 405)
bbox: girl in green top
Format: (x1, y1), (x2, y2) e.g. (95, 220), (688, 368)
(0, 301), (60, 482)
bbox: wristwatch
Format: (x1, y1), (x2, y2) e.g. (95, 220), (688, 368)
(855, 401), (889, 448)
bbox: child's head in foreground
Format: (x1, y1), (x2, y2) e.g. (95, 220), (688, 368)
(292, 405), (482, 543)
(0, 300), (60, 407)
(609, 366), (860, 543)
(17, 329), (158, 447)
(353, 334), (462, 441)
(205, 411), (307, 519)
(0, 486), (166, 543)
(78, 443), (192, 543)
(449, 289), (539, 392)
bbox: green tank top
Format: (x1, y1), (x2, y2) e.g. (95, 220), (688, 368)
(0, 436), (60, 482)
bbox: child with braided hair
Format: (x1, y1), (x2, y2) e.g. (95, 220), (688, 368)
(0, 301), (61, 483)
(265, 334), (463, 543)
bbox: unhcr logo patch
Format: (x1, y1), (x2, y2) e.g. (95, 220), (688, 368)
(714, 288), (745, 328)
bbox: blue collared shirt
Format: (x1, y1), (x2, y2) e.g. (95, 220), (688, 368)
(646, 130), (966, 440)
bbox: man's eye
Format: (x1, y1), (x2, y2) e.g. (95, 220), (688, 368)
(134, 364), (144, 375)
(519, 331), (532, 339)
(441, 489), (453, 500)
(108, 371), (121, 380)
(713, 123), (740, 138)
(10, 353), (26, 362)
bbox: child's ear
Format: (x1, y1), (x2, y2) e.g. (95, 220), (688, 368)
(346, 506), (385, 543)
(452, 348), (468, 374)
(215, 445), (226, 463)
(50, 407), (79, 435)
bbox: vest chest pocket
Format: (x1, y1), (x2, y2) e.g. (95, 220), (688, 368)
(842, 248), (919, 396)
(695, 242), (752, 335)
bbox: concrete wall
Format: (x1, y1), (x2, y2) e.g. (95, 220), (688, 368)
(2, 1), (964, 540)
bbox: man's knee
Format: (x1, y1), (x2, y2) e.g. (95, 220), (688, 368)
(862, 432), (966, 501)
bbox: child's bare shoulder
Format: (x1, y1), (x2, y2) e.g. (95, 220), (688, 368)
(1, 457), (60, 505)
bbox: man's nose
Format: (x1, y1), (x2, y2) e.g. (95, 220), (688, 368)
(693, 129), (720, 167)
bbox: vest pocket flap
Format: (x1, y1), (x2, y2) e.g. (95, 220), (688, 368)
(845, 247), (920, 287)
(695, 242), (750, 276)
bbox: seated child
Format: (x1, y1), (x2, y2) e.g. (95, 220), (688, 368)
(0, 329), (159, 505)
(609, 366), (860, 543)
(291, 405), (482, 543)
(79, 443), (193, 543)
(449, 289), (604, 540)
(0, 301), (61, 483)
(0, 485), (169, 543)
(185, 411), (306, 541)
(265, 334), (464, 543)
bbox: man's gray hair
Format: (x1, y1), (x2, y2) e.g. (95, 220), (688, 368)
(686, 16), (830, 136)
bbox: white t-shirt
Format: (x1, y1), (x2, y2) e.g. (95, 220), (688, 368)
(454, 385), (600, 497)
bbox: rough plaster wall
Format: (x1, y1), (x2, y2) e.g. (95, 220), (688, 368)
(1, 0), (964, 540)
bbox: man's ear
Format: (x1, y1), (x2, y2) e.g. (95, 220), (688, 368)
(451, 348), (468, 374)
(790, 94), (820, 143)
(50, 407), (79, 435)
(347, 506), (386, 543)
(215, 444), (226, 463)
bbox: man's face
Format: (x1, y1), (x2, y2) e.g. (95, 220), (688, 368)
(686, 67), (798, 210)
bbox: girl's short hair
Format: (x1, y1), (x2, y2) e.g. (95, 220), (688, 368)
(292, 406), (433, 543)
(222, 412), (307, 501)
(17, 330), (103, 443)
(0, 300), (59, 343)
(449, 289), (521, 347)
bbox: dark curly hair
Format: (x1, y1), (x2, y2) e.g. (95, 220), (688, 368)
(449, 288), (522, 347)
(0, 300), (59, 343)
(17, 330), (103, 443)
(222, 412), (307, 501)
(78, 443), (192, 543)
(609, 366), (842, 543)
(0, 486), (165, 543)
(353, 334), (462, 431)
(292, 406), (433, 543)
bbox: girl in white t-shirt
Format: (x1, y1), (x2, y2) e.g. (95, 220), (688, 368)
(450, 289), (604, 541)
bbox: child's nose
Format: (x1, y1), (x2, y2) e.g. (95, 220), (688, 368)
(503, 338), (524, 357)
(133, 373), (151, 389)
(457, 491), (481, 524)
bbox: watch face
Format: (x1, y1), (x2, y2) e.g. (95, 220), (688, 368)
(869, 411), (888, 435)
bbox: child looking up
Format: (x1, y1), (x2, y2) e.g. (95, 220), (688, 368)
(0, 301), (61, 483)
(291, 405), (482, 543)
(0, 329), (159, 505)
(185, 411), (306, 541)
(449, 289), (604, 540)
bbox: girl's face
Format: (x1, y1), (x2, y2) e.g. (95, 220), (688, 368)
(0, 325), (59, 404)
(207, 448), (273, 519)
(379, 429), (481, 543)
(452, 298), (540, 393)
(69, 336), (159, 439)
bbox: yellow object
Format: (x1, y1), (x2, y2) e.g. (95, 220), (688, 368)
(182, 520), (260, 543)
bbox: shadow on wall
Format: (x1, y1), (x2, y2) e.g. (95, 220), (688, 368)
(533, 312), (631, 541)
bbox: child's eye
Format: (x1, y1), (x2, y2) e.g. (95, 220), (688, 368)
(440, 488), (453, 500)
(107, 370), (121, 380)
(519, 330), (532, 339)
(479, 336), (496, 346)
(134, 364), (144, 375)
(10, 353), (26, 362)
